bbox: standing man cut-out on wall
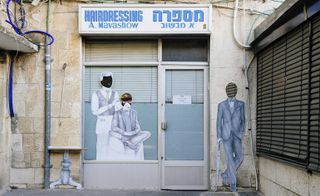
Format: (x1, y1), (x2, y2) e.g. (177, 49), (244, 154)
(216, 82), (245, 192)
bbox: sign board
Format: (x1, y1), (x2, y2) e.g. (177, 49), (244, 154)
(173, 95), (192, 104)
(79, 4), (211, 34)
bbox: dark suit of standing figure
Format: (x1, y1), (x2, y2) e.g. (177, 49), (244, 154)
(216, 82), (245, 192)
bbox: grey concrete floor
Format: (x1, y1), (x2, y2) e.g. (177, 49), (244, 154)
(0, 189), (262, 196)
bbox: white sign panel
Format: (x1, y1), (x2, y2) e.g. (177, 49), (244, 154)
(173, 95), (192, 104)
(79, 5), (211, 34)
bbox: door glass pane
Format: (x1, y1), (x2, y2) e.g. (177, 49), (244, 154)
(162, 38), (208, 62)
(84, 67), (158, 160)
(165, 70), (204, 160)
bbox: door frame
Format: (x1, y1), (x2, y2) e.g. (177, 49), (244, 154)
(159, 65), (209, 190)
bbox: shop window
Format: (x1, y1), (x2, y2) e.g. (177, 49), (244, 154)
(83, 39), (158, 161)
(84, 66), (158, 161)
(162, 38), (208, 62)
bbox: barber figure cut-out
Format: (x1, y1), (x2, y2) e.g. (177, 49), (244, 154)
(216, 82), (245, 192)
(91, 72), (120, 160)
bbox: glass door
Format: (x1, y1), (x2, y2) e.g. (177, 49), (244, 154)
(160, 66), (208, 190)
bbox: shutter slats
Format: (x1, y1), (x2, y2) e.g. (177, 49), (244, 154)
(308, 15), (320, 171)
(257, 22), (312, 169)
(85, 40), (158, 62)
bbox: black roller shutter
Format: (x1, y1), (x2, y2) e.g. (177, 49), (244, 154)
(309, 14), (320, 171)
(257, 13), (320, 172)
(257, 23), (309, 167)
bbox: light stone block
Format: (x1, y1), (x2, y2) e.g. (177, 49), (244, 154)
(33, 134), (44, 152)
(23, 134), (34, 147)
(51, 69), (66, 86)
(237, 170), (253, 187)
(62, 84), (80, 102)
(51, 101), (61, 118)
(71, 102), (81, 118)
(31, 152), (43, 168)
(309, 173), (320, 196)
(10, 168), (34, 184)
(260, 175), (299, 196)
(27, 63), (44, 84)
(52, 13), (78, 32)
(289, 166), (308, 196)
(68, 134), (81, 146)
(242, 136), (252, 156)
(239, 155), (254, 171)
(13, 98), (26, 117)
(14, 64), (28, 84)
(54, 118), (80, 134)
(51, 135), (69, 146)
(25, 85), (43, 118)
(17, 117), (33, 134)
(23, 153), (31, 167)
(52, 2), (79, 15)
(34, 168), (44, 184)
(51, 84), (63, 102)
(275, 161), (291, 190)
(259, 157), (276, 181)
(11, 134), (23, 152)
(33, 118), (44, 133)
(60, 102), (73, 118)
(50, 168), (61, 182)
(68, 33), (81, 51)
(51, 153), (64, 169)
(50, 31), (70, 51)
(65, 65), (81, 85)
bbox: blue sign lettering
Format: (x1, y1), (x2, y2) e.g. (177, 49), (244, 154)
(85, 10), (143, 22)
(153, 10), (204, 22)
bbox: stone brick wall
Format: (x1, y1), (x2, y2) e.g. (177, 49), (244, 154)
(209, 0), (281, 190)
(0, 56), (10, 191)
(5, 1), (81, 188)
(259, 157), (320, 196)
(1, 0), (286, 190)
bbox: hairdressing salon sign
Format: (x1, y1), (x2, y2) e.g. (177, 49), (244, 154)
(79, 5), (211, 34)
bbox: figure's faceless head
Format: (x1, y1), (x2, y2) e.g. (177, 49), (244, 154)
(226, 82), (237, 98)
(121, 93), (132, 111)
(101, 76), (113, 88)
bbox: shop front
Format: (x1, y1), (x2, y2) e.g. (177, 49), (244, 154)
(79, 4), (211, 190)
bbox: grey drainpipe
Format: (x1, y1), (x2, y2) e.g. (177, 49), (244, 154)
(44, 0), (52, 189)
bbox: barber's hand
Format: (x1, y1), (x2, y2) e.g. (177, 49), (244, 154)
(217, 138), (223, 144)
(107, 103), (115, 110)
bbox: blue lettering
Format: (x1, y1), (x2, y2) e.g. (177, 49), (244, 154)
(123, 11), (129, 22)
(85, 11), (90, 22)
(194, 10), (204, 22)
(163, 10), (171, 22)
(114, 11), (119, 22)
(98, 11), (103, 22)
(97, 22), (139, 29)
(183, 11), (193, 22)
(89, 22), (95, 28)
(138, 11), (143, 22)
(153, 10), (162, 22)
(172, 10), (181, 22)
(153, 10), (205, 22)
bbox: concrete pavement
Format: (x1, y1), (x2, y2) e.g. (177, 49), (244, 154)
(0, 189), (262, 196)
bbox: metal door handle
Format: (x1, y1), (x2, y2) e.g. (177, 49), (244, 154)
(161, 122), (167, 130)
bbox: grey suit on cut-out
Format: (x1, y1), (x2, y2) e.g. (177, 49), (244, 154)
(217, 99), (245, 188)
